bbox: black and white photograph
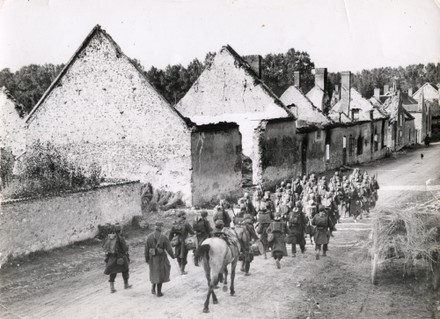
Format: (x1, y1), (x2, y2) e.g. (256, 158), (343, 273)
(0, 0), (439, 318)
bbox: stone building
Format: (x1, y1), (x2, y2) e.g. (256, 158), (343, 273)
(0, 87), (26, 157)
(0, 87), (26, 186)
(329, 72), (389, 164)
(25, 25), (242, 206)
(399, 91), (431, 144)
(175, 45), (297, 188)
(412, 82), (440, 121)
(280, 71), (332, 176)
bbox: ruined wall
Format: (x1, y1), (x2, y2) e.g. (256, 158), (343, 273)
(0, 182), (141, 264)
(371, 120), (389, 160)
(26, 31), (193, 201)
(191, 127), (242, 206)
(0, 91), (25, 156)
(295, 131), (326, 175)
(344, 122), (373, 165)
(254, 119), (298, 189)
(404, 119), (416, 145)
(327, 126), (346, 169)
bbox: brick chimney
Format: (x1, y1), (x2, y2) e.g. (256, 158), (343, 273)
(315, 68), (327, 91)
(294, 71), (301, 88)
(408, 87), (413, 96)
(374, 88), (380, 99)
(340, 71), (351, 116)
(334, 84), (340, 100)
(392, 78), (400, 92)
(244, 55), (262, 79)
(384, 84), (390, 94)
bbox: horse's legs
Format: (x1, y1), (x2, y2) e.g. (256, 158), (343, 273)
(203, 285), (212, 313)
(222, 266), (228, 292)
(203, 260), (211, 286)
(212, 287), (218, 304)
(245, 260), (250, 274)
(230, 262), (236, 296)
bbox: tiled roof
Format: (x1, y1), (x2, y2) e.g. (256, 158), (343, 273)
(306, 86), (327, 110)
(330, 88), (386, 122)
(280, 85), (331, 128)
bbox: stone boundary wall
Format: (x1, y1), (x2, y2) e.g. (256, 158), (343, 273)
(0, 181), (141, 264)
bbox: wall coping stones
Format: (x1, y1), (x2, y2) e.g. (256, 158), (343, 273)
(1, 180), (140, 205)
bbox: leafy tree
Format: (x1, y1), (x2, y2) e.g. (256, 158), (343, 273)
(329, 62), (440, 99)
(0, 64), (64, 113)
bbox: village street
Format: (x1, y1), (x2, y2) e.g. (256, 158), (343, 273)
(0, 143), (439, 319)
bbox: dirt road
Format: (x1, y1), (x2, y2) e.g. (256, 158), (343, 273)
(1, 143), (439, 319)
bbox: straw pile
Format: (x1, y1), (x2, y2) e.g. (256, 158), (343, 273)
(371, 201), (440, 274)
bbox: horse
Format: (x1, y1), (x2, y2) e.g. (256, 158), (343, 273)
(195, 232), (241, 313)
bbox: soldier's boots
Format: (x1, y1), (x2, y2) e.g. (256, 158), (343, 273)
(181, 264), (187, 275)
(110, 282), (116, 293)
(157, 283), (163, 297)
(124, 280), (132, 289)
(151, 284), (156, 295)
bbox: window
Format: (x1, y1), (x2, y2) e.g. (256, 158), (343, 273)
(326, 144), (330, 161)
(381, 121), (385, 148)
(349, 135), (355, 157)
(343, 136), (347, 149)
(374, 134), (378, 152)
(352, 109), (359, 121)
(357, 136), (364, 155)
(316, 129), (322, 140)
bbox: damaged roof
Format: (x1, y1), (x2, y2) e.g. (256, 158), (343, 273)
(280, 85), (331, 128)
(331, 88), (386, 122)
(24, 24), (198, 129)
(306, 86), (327, 111)
(1, 86), (25, 118)
(175, 45), (295, 126)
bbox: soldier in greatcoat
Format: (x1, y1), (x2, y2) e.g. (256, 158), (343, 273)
(266, 213), (288, 268)
(169, 211), (194, 275)
(103, 224), (131, 293)
(311, 206), (334, 259)
(144, 222), (175, 297)
(287, 200), (307, 256)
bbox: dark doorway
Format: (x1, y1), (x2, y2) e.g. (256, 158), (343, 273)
(241, 154), (253, 187)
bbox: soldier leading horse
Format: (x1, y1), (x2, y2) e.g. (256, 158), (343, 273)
(195, 233), (240, 313)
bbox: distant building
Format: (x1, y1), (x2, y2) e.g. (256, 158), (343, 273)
(280, 70), (332, 175)
(399, 90), (431, 144)
(329, 71), (389, 164)
(25, 25), (242, 205)
(412, 82), (440, 120)
(176, 45), (297, 188)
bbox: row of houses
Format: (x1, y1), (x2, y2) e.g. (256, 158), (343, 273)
(0, 25), (435, 206)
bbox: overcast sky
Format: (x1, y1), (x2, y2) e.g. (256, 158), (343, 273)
(0, 0), (439, 73)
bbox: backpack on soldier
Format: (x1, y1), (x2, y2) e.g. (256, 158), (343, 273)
(289, 211), (300, 225)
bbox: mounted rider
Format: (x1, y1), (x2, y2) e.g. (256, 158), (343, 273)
(213, 201), (232, 228)
(192, 210), (213, 266)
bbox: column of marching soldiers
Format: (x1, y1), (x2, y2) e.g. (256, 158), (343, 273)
(103, 168), (379, 296)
